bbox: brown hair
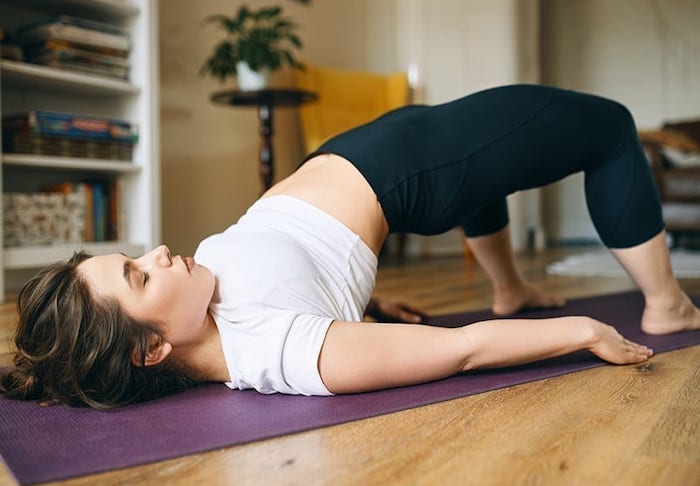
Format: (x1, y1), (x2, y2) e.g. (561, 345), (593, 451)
(0, 251), (201, 409)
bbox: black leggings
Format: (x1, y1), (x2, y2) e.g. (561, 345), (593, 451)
(304, 84), (663, 248)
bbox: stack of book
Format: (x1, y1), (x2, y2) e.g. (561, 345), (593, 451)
(2, 111), (138, 161)
(15, 15), (130, 79)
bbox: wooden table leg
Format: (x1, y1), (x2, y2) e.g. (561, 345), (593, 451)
(258, 103), (274, 192)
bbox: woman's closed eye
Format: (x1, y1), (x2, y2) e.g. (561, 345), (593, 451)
(143, 272), (150, 286)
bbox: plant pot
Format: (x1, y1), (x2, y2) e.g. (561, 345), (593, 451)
(236, 61), (270, 91)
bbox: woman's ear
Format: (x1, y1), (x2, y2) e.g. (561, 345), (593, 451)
(132, 336), (173, 367)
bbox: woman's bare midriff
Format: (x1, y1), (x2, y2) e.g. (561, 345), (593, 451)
(263, 154), (389, 256)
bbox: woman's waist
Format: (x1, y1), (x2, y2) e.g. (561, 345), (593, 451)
(263, 154), (388, 255)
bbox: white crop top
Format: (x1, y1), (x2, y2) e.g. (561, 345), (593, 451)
(193, 195), (378, 395)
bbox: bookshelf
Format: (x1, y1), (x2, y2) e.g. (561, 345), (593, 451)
(1, 59), (140, 94)
(0, 0), (160, 300)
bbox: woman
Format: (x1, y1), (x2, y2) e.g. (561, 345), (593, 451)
(2, 85), (699, 408)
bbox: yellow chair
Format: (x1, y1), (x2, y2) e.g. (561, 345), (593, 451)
(294, 64), (410, 154)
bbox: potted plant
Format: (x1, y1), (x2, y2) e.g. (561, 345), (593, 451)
(200, 5), (304, 91)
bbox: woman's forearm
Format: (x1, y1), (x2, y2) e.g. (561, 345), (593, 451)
(460, 316), (597, 371)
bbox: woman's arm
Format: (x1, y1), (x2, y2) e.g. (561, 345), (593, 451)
(318, 317), (653, 394)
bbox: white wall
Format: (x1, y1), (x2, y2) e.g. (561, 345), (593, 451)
(541, 0), (700, 244)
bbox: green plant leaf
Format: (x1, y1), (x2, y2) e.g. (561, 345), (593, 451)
(237, 5), (251, 23)
(286, 33), (303, 48)
(200, 4), (304, 81)
(257, 6), (282, 19)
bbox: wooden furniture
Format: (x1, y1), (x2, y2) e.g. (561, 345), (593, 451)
(210, 88), (317, 192)
(640, 120), (700, 242)
(0, 0), (160, 300)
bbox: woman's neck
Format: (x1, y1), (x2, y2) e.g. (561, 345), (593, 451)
(174, 311), (230, 382)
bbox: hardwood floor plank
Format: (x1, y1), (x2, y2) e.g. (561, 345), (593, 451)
(638, 346), (700, 462)
(615, 456), (700, 486)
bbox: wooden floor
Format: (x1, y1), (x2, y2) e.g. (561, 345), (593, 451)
(1, 248), (699, 486)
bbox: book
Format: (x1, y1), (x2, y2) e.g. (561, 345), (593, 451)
(2, 111), (138, 143)
(19, 15), (128, 37)
(16, 15), (130, 51)
(108, 178), (120, 241)
(25, 39), (128, 59)
(25, 45), (130, 69)
(29, 57), (129, 79)
(92, 182), (106, 241)
(81, 184), (94, 242)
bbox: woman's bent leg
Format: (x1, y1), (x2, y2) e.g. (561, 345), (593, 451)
(579, 102), (699, 333)
(462, 200), (564, 314)
(610, 231), (700, 334)
(465, 225), (565, 315)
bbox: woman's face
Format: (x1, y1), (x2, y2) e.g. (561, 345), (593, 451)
(78, 245), (216, 347)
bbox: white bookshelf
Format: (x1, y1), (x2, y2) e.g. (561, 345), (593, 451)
(3, 154), (142, 172)
(0, 0), (160, 299)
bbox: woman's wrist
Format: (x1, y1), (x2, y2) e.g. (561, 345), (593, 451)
(578, 316), (601, 350)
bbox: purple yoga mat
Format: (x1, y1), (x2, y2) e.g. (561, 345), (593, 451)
(1, 291), (699, 485)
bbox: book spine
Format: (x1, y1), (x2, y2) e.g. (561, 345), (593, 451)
(81, 184), (94, 243)
(28, 47), (131, 68)
(93, 183), (106, 242)
(116, 178), (127, 242)
(55, 15), (128, 37)
(108, 179), (119, 241)
(39, 39), (129, 58)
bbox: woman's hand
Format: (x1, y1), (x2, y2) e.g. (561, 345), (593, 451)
(365, 297), (427, 323)
(587, 319), (654, 364)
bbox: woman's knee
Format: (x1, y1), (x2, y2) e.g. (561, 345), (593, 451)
(597, 97), (638, 138)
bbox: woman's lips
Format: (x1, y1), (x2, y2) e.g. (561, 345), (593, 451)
(182, 256), (194, 273)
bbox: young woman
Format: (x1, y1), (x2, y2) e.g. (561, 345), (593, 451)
(2, 85), (698, 409)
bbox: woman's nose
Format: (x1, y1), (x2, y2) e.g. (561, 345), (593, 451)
(139, 245), (172, 267)
(154, 245), (172, 266)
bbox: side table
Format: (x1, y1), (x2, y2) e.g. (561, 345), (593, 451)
(210, 88), (318, 192)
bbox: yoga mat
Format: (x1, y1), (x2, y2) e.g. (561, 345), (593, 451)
(1, 291), (699, 485)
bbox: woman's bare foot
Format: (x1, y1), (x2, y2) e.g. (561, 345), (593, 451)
(641, 291), (700, 335)
(492, 282), (566, 316)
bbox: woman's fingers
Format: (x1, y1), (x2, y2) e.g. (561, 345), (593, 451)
(589, 321), (653, 364)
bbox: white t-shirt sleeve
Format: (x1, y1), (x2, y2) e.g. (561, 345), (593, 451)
(282, 313), (334, 396)
(214, 309), (334, 396)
